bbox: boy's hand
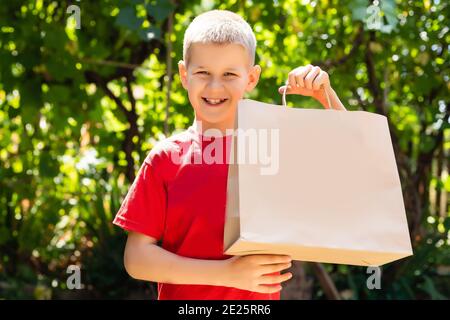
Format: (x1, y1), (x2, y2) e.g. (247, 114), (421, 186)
(278, 64), (345, 110)
(221, 254), (293, 294)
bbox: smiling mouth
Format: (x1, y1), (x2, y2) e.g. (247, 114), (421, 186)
(202, 97), (229, 106)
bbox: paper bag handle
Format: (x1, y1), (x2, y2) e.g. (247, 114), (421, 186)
(282, 80), (334, 110)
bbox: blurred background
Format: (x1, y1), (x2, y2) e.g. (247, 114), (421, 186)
(0, 0), (448, 299)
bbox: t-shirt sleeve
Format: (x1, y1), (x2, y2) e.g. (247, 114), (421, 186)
(113, 158), (166, 240)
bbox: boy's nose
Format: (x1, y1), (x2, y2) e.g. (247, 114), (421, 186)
(207, 78), (224, 89)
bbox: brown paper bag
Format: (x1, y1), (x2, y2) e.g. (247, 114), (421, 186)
(224, 97), (413, 267)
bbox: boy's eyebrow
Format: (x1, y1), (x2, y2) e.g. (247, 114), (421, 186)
(193, 65), (240, 72)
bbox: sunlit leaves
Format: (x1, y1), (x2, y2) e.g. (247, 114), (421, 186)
(0, 0), (448, 299)
(349, 0), (398, 33)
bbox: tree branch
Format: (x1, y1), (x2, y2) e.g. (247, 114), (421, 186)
(311, 262), (341, 300)
(364, 32), (385, 116)
(84, 70), (140, 182)
(84, 70), (130, 117)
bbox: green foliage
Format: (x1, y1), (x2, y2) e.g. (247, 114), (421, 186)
(0, 0), (448, 299)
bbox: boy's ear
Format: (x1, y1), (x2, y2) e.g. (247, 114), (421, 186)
(178, 60), (188, 89)
(245, 65), (261, 93)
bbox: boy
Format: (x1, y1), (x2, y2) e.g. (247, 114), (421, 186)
(113, 9), (346, 300)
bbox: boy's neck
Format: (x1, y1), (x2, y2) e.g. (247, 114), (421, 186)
(193, 118), (235, 137)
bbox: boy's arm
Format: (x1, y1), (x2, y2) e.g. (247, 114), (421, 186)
(124, 231), (225, 286)
(124, 231), (293, 293)
(318, 87), (346, 111)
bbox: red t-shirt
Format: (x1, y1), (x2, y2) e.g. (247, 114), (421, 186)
(113, 125), (280, 300)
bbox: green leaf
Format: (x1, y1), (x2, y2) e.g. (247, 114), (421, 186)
(443, 217), (450, 230)
(381, 0), (398, 33)
(0, 226), (11, 245)
(115, 6), (143, 31)
(146, 0), (174, 23)
(349, 0), (368, 22)
(415, 74), (433, 95)
(39, 150), (59, 177)
(380, 24), (394, 34)
(7, 104), (20, 119)
(0, 52), (14, 93)
(19, 79), (42, 123)
(419, 276), (447, 300)
(381, 0), (398, 24)
(46, 85), (71, 105)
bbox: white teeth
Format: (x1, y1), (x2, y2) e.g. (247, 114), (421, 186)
(205, 98), (225, 104)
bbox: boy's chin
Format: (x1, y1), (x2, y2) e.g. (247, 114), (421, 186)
(194, 104), (236, 121)
(194, 109), (235, 127)
(197, 113), (230, 124)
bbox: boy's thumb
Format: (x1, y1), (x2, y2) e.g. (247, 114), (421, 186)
(278, 85), (291, 95)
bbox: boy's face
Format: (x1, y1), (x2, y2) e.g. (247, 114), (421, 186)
(178, 42), (261, 133)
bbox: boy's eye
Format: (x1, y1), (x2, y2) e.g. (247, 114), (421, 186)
(195, 71), (236, 76)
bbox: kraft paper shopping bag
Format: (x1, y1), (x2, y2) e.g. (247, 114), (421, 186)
(223, 89), (413, 267)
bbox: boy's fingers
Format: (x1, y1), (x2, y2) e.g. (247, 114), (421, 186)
(289, 65), (311, 89)
(261, 262), (292, 274)
(259, 272), (293, 285)
(278, 85), (294, 95)
(288, 71), (298, 89)
(312, 71), (328, 91)
(304, 66), (321, 90)
(253, 254), (292, 265)
(294, 67), (310, 88)
(279, 64), (328, 94)
(255, 284), (283, 294)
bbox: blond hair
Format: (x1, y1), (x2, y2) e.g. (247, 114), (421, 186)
(182, 10), (257, 66)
